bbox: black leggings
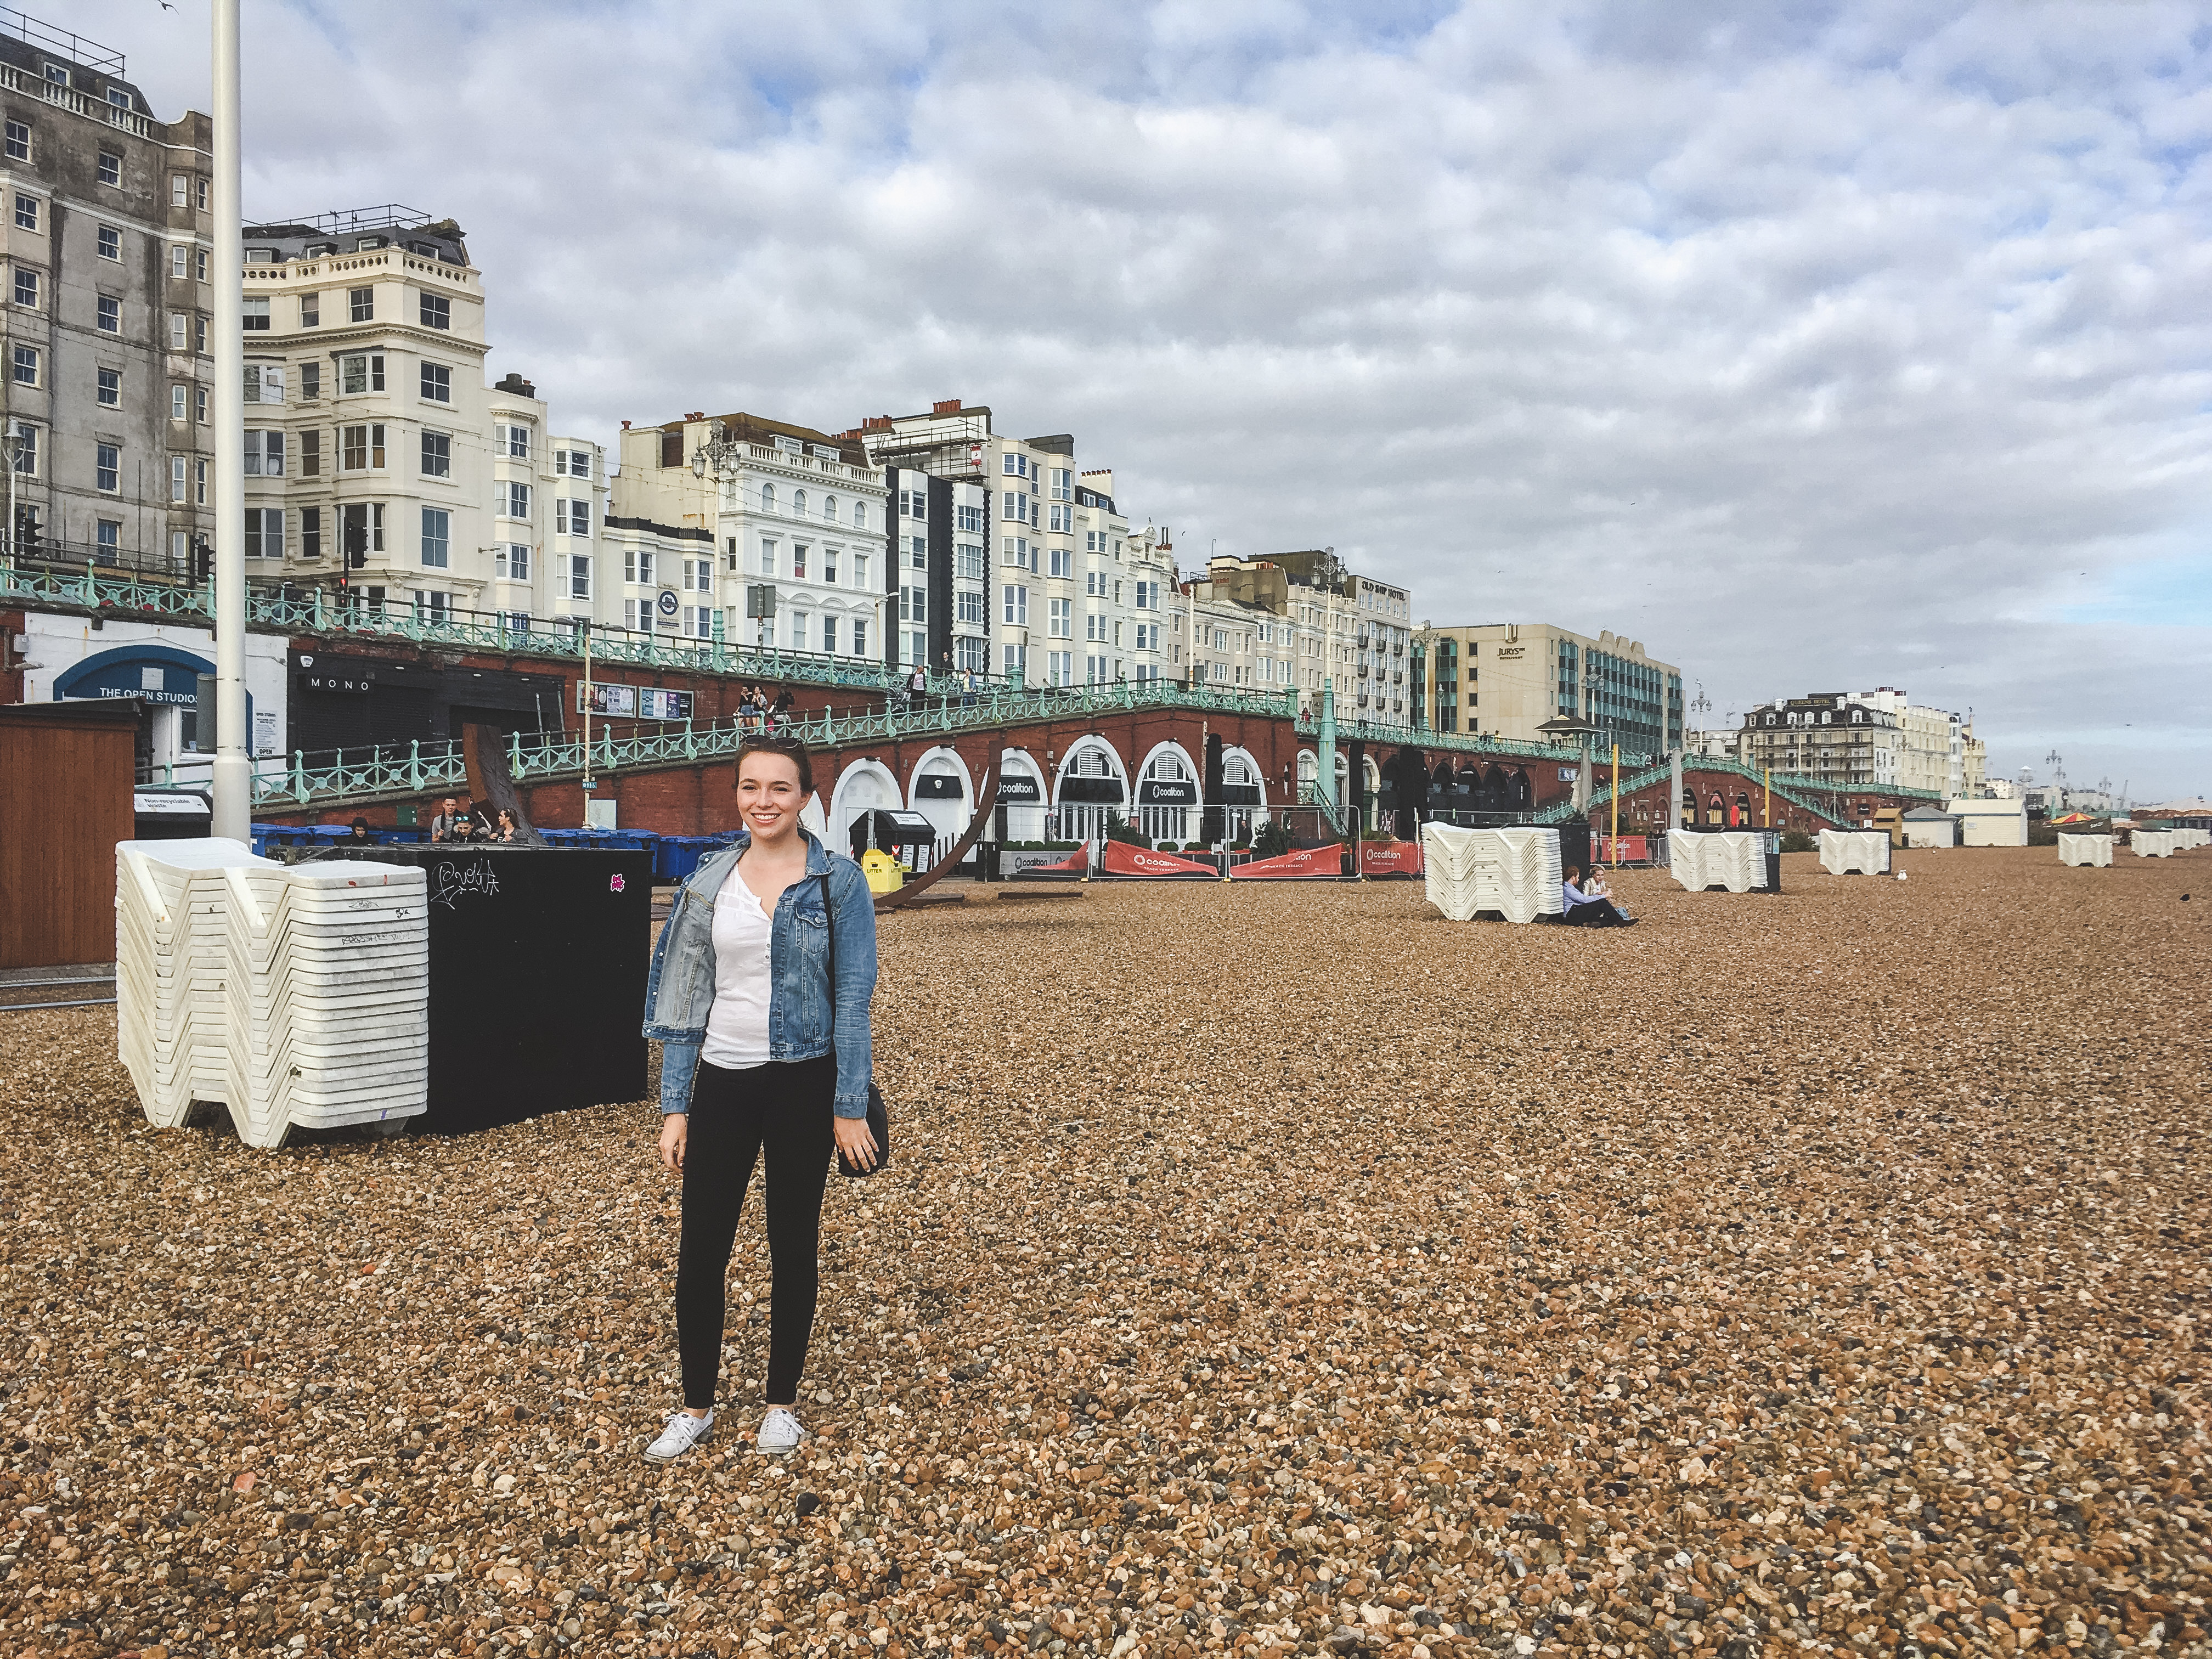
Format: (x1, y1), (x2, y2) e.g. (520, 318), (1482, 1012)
(676, 1055), (836, 1410)
(1566, 898), (1630, 927)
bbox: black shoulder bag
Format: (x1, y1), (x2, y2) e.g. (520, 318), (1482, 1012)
(817, 871), (891, 1177)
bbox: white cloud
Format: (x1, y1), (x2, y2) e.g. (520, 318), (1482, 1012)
(121, 0), (2212, 794)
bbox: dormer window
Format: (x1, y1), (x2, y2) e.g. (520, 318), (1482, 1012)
(245, 247), (275, 263)
(354, 236), (386, 251)
(306, 241), (336, 257)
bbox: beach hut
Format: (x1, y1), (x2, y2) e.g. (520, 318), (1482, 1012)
(1901, 805), (1959, 849)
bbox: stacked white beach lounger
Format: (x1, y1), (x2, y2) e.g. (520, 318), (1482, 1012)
(115, 839), (258, 1128)
(1669, 831), (1768, 894)
(1420, 824), (1562, 923)
(1819, 830), (1891, 876)
(2058, 834), (2114, 867)
(116, 841), (428, 1148)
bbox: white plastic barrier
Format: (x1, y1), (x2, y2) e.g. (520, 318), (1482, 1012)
(1669, 831), (1768, 894)
(1819, 830), (1892, 876)
(117, 842), (428, 1148)
(2132, 830), (2176, 858)
(1421, 824), (1563, 924)
(2169, 827), (2210, 850)
(2058, 834), (2114, 867)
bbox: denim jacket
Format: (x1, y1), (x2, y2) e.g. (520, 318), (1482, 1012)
(641, 828), (878, 1118)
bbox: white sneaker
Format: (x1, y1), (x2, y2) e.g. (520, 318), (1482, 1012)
(757, 1407), (808, 1454)
(642, 1408), (713, 1463)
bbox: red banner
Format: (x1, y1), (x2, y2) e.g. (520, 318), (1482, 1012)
(1596, 836), (1649, 865)
(1029, 844), (1088, 874)
(1102, 840), (1216, 877)
(1357, 841), (1425, 877)
(1228, 843), (1346, 879)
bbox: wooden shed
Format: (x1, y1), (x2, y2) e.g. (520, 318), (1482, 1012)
(1, 699), (140, 969)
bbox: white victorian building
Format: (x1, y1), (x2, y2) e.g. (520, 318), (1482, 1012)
(853, 400), (1146, 687)
(608, 413), (888, 662)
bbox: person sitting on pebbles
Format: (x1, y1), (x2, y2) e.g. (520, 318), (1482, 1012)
(1562, 864), (1636, 928)
(639, 731), (881, 1461)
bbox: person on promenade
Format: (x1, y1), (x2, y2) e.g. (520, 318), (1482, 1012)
(346, 817), (375, 846)
(1562, 864), (1635, 928)
(428, 796), (463, 842)
(639, 731), (879, 1462)
(491, 809), (518, 843)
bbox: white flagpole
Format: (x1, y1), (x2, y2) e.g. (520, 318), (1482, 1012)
(209, 0), (250, 842)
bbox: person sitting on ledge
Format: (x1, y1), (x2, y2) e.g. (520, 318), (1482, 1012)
(1562, 864), (1635, 928)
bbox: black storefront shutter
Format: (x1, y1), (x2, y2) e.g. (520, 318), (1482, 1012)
(1059, 776), (1125, 804)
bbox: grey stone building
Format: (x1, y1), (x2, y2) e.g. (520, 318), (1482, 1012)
(1, 13), (213, 570)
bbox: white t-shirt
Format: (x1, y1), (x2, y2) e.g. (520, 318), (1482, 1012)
(700, 862), (773, 1069)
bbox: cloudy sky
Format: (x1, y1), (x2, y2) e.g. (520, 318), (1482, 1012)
(121, 1), (2211, 798)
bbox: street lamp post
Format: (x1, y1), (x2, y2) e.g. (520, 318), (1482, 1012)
(4, 418), (18, 573)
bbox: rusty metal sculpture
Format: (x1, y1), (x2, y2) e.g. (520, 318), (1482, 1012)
(872, 763), (997, 912)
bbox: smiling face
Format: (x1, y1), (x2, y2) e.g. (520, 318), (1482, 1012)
(736, 752), (806, 846)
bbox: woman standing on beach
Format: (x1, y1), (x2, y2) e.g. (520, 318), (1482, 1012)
(638, 732), (879, 1459)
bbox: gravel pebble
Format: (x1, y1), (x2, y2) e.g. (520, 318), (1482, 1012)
(1, 846), (2207, 1659)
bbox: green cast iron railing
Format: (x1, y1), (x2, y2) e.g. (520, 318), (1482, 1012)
(17, 561), (1947, 817)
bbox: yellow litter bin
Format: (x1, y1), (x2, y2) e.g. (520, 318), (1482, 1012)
(859, 848), (905, 894)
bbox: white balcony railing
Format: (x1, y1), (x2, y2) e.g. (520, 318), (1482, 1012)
(0, 63), (155, 139)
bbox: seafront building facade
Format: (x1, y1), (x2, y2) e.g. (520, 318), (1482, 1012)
(230, 212), (606, 640)
(1419, 622), (1683, 754)
(0, 19), (214, 566)
(853, 401), (1147, 687)
(1849, 686), (1985, 798)
(607, 413), (889, 665)
(1736, 693), (1901, 789)
(1180, 550), (1414, 730)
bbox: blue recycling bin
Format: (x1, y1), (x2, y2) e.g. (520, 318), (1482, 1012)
(654, 836), (716, 883)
